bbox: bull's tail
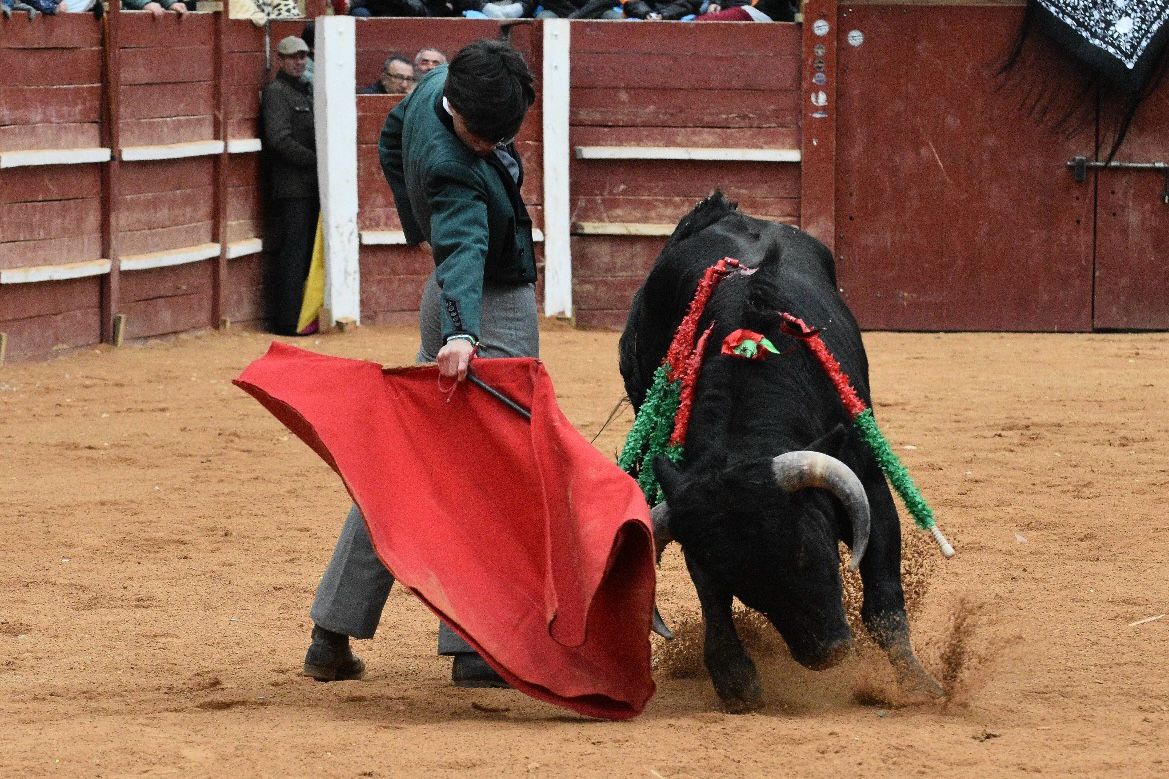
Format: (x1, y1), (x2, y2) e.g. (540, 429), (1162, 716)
(662, 191), (738, 253)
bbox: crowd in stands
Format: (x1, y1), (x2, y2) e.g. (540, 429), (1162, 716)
(2, 0), (97, 17)
(2, 0), (793, 21)
(337, 0), (795, 21)
(359, 47), (446, 94)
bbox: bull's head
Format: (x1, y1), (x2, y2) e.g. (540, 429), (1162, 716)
(653, 452), (870, 670)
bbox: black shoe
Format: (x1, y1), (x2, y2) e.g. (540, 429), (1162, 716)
(451, 653), (509, 689)
(303, 625), (366, 682)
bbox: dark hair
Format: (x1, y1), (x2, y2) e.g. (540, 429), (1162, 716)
(383, 54), (414, 73)
(300, 21), (314, 51)
(444, 39), (534, 144)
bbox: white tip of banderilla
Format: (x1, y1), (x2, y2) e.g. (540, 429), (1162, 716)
(931, 526), (955, 558)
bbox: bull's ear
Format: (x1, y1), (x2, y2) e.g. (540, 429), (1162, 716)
(652, 455), (684, 502)
(806, 423), (848, 457)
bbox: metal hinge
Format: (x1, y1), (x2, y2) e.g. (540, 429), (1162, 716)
(1067, 156), (1169, 204)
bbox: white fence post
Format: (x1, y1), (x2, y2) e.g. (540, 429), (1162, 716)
(542, 19), (572, 319)
(314, 15), (361, 327)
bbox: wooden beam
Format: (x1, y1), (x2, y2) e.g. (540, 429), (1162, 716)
(316, 17), (362, 328)
(542, 19), (573, 319)
(226, 138), (262, 153)
(213, 7), (228, 331)
(799, 0), (839, 252)
(572, 222), (677, 237)
(100, 0), (123, 345)
(0, 148), (112, 169)
(226, 238), (263, 258)
(0, 260), (112, 285)
(574, 146), (802, 162)
(119, 140), (225, 162)
(119, 242), (220, 272)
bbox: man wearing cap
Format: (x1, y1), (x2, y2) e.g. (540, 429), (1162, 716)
(261, 36), (317, 336)
(303, 39), (538, 689)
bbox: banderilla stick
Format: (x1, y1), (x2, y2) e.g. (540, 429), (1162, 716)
(465, 368), (675, 641)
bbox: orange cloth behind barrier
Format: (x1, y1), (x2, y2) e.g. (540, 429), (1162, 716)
(234, 343), (657, 719)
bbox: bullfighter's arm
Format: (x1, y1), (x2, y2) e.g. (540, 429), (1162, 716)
(426, 161), (490, 344)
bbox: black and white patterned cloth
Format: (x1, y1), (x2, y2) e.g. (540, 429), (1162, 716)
(1039, 0), (1169, 68)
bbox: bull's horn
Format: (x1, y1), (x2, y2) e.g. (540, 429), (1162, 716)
(650, 502), (673, 563)
(771, 451), (871, 570)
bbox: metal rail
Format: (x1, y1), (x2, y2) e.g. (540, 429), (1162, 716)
(1067, 156), (1169, 203)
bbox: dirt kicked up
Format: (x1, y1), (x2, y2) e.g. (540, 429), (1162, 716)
(2, 322), (1167, 776)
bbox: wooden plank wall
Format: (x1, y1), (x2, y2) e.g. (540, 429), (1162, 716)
(0, 13), (271, 360)
(834, 4), (1095, 331)
(568, 21), (804, 329)
(0, 14), (105, 358)
(223, 21), (270, 328)
(351, 19), (545, 327)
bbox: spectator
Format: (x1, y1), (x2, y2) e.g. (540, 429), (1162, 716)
(359, 55), (417, 95)
(696, 0), (795, 21)
(414, 47), (447, 74)
(228, 0), (302, 26)
(301, 21), (315, 84)
(535, 0), (622, 17)
(621, 0), (699, 20)
(349, 0), (429, 16)
(260, 36), (318, 337)
(123, 0), (193, 17)
(459, 0), (533, 18)
(2, 0), (46, 17)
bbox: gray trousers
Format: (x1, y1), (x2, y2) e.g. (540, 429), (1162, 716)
(310, 272), (538, 652)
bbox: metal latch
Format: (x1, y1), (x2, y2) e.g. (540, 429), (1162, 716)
(1067, 156), (1169, 204)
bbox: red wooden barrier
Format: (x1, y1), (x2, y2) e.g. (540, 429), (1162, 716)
(568, 21), (804, 330)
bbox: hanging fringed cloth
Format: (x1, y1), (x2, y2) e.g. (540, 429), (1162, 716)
(1002, 0), (1169, 158)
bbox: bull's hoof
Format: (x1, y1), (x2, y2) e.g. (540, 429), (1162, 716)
(894, 662), (945, 702)
(709, 660), (763, 714)
(719, 689), (765, 714)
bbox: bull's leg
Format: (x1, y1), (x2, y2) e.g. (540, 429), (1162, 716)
(857, 484), (944, 699)
(684, 551), (763, 713)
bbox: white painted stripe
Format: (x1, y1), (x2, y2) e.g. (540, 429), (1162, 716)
(226, 238), (263, 258)
(360, 230), (407, 245)
(120, 242), (220, 271)
(226, 138), (262, 154)
(542, 19), (573, 319)
(120, 140), (225, 162)
(574, 146), (802, 162)
(316, 16), (361, 328)
(573, 222), (677, 237)
(0, 259), (112, 284)
(360, 228), (544, 246)
(0, 147), (112, 169)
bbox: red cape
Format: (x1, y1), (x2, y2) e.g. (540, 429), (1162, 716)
(234, 343), (656, 719)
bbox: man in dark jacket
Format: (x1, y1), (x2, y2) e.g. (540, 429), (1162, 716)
(303, 40), (537, 689)
(261, 35), (317, 336)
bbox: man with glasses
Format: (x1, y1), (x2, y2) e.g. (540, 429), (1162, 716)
(359, 54), (417, 95)
(304, 39), (537, 689)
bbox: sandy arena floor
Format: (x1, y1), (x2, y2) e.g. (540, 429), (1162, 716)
(2, 321), (1167, 776)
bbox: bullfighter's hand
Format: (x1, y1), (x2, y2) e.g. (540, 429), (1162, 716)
(437, 338), (475, 382)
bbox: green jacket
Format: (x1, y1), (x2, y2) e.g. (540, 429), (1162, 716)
(378, 65), (536, 342)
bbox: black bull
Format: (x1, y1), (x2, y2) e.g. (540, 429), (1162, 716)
(619, 192), (942, 711)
